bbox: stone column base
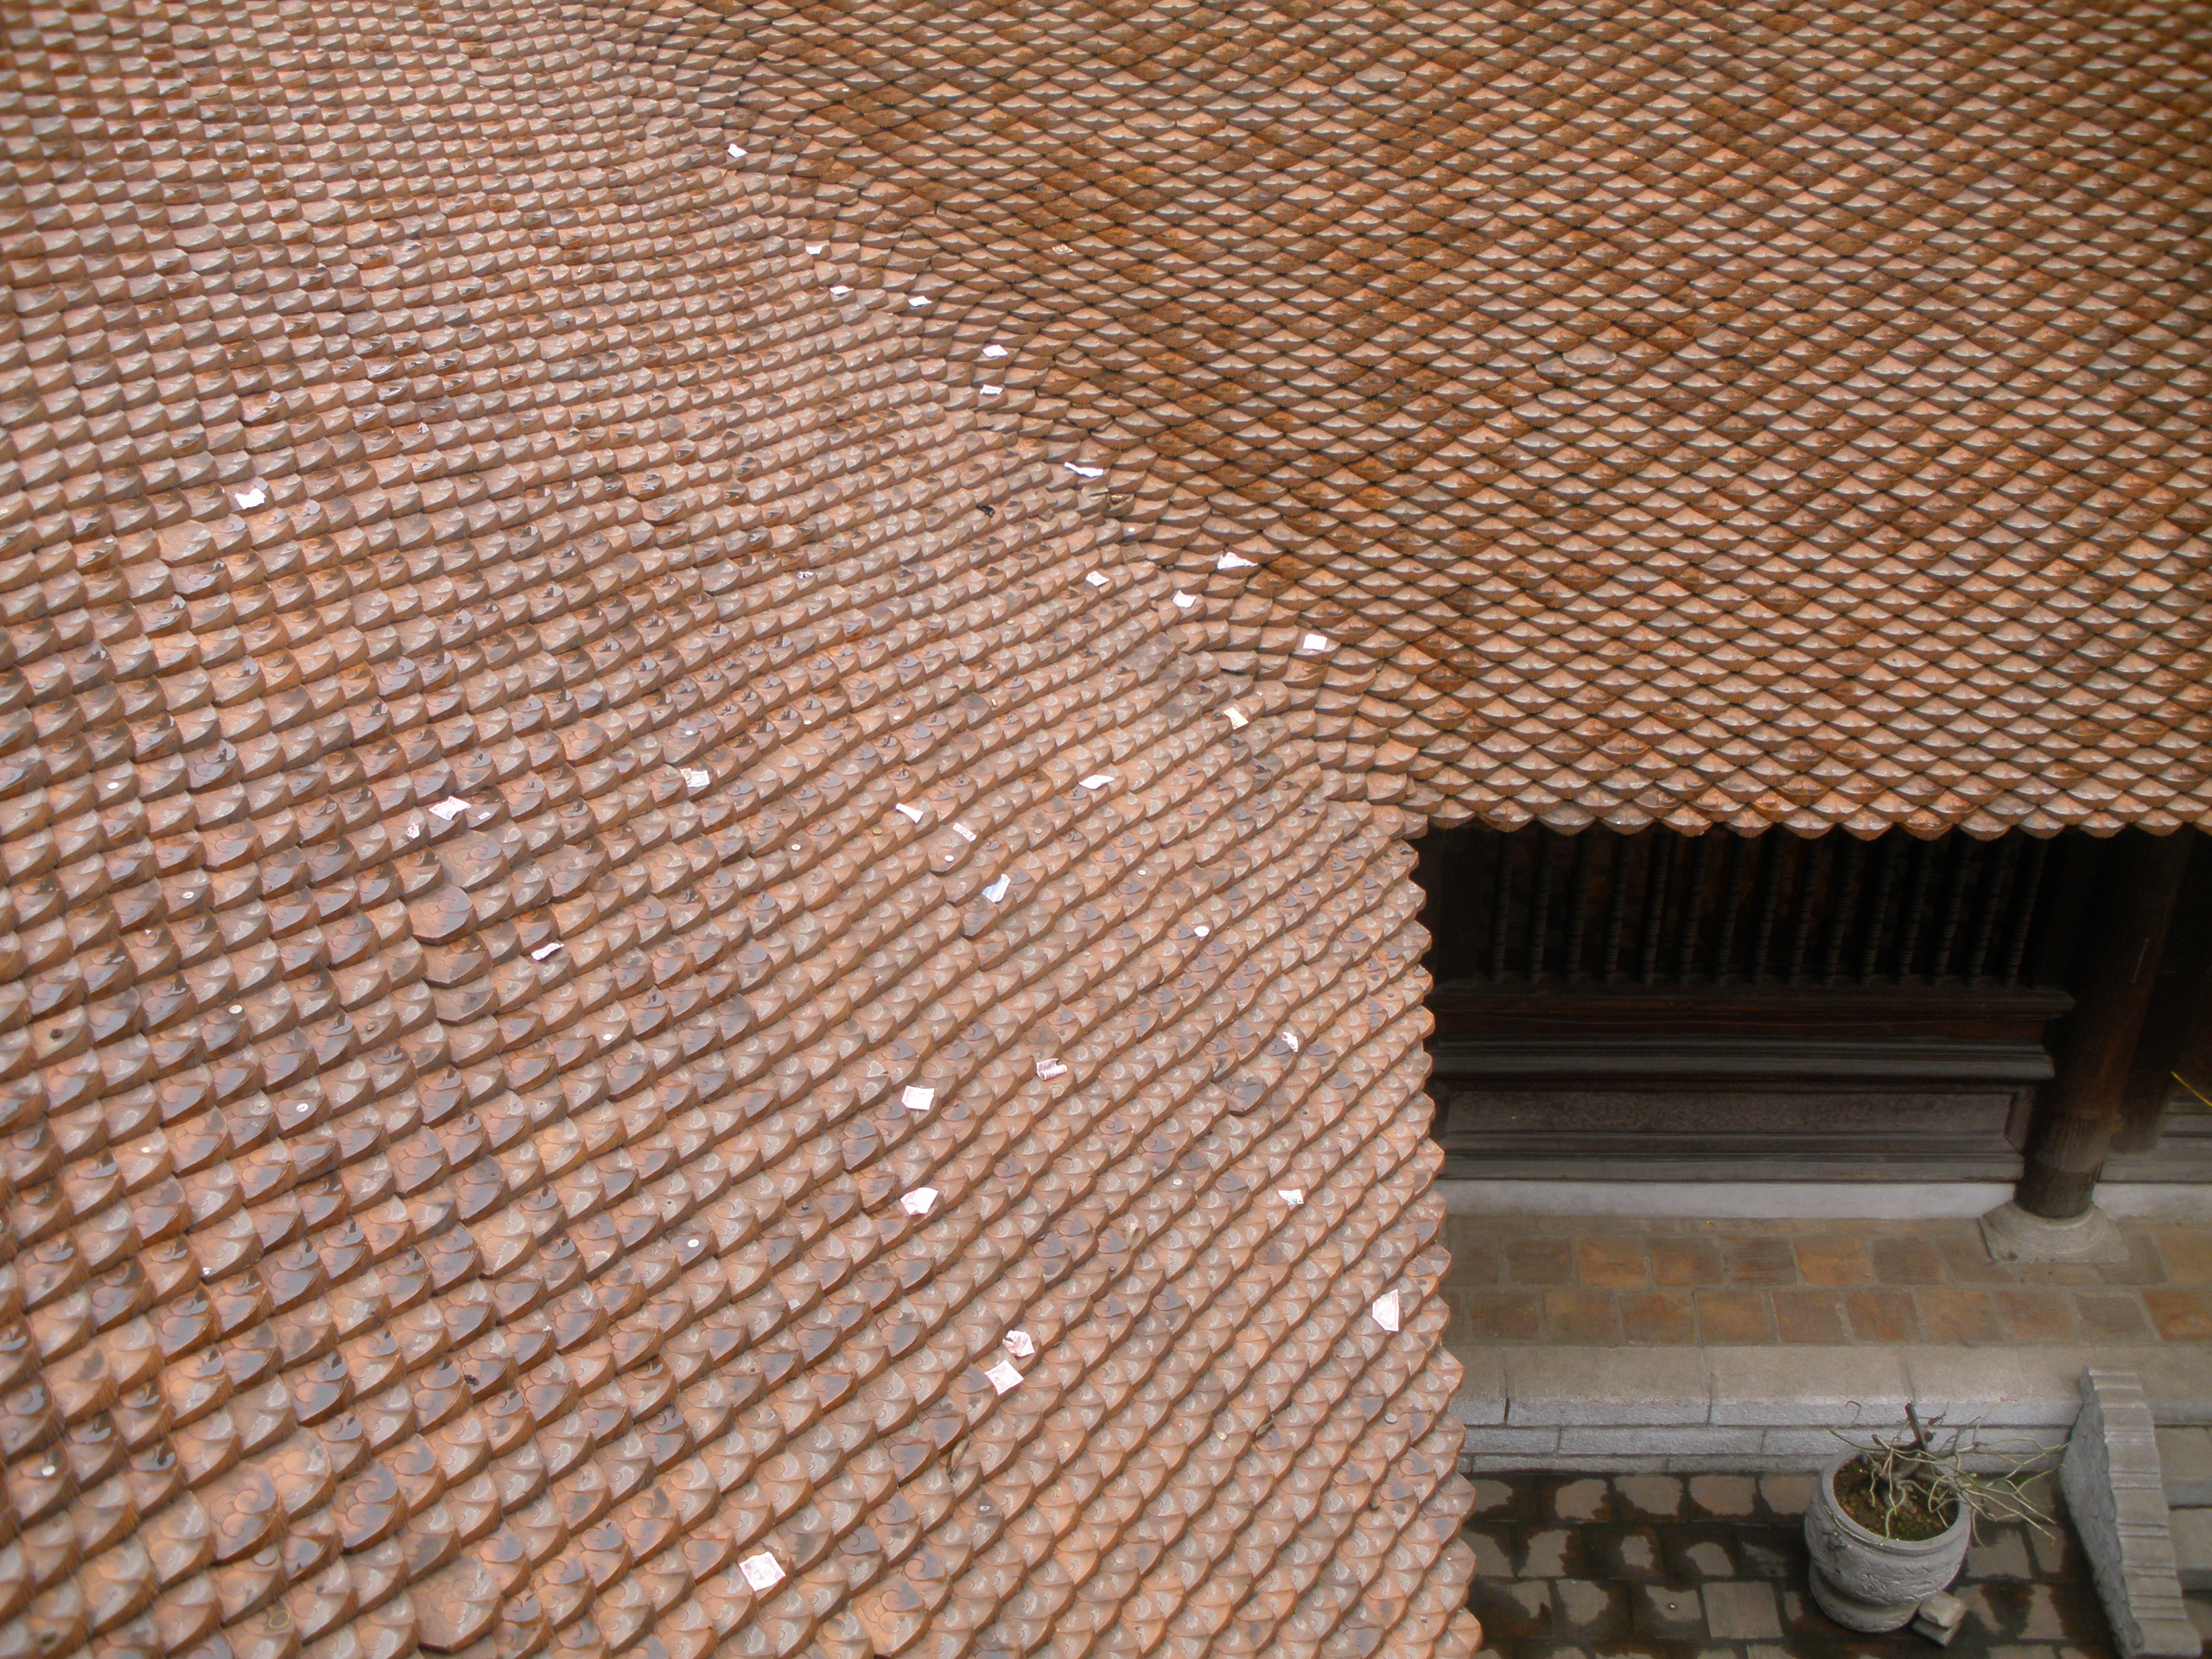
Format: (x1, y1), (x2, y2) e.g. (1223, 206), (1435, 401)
(1980, 1200), (2130, 1265)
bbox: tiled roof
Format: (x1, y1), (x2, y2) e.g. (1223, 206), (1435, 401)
(0, 3), (1481, 1659)
(721, 0), (2212, 836)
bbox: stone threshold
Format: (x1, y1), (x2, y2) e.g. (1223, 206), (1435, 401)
(1446, 1342), (2212, 1473)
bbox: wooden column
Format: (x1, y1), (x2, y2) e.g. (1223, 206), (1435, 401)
(2015, 828), (2195, 1218)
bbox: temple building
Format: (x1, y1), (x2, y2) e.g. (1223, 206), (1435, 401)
(0, 0), (2203, 1656)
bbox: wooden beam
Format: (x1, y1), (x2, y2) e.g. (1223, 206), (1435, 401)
(2015, 829), (2195, 1218)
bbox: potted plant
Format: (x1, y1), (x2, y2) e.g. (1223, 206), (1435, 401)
(1806, 1406), (2054, 1633)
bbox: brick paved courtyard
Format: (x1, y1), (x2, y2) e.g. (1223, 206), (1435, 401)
(1440, 1216), (2212, 1346)
(1459, 1471), (2176, 1659)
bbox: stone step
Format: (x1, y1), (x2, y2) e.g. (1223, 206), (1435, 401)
(2158, 1425), (2212, 1508)
(2189, 1592), (2212, 1656)
(2174, 1506), (2212, 1593)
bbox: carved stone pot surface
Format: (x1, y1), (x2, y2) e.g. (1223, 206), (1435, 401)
(1804, 1454), (1973, 1632)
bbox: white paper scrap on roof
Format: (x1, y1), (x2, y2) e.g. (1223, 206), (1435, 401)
(738, 1553), (782, 1592)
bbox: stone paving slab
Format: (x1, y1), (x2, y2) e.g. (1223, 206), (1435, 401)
(1461, 1471), (2200, 1659)
(2177, 1508), (2212, 1592)
(2162, 1428), (2212, 1508)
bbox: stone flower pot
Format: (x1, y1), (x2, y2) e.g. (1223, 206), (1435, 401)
(1803, 1452), (1973, 1631)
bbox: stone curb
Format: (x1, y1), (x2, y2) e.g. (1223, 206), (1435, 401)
(1446, 1344), (2212, 1473)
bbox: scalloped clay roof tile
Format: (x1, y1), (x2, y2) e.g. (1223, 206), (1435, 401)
(7, 0), (2209, 1655)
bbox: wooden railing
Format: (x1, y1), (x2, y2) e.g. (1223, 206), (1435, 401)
(1416, 823), (2088, 992)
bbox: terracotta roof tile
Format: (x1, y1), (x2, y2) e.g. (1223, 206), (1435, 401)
(739, 0), (2209, 836)
(0, 2), (1484, 1656)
